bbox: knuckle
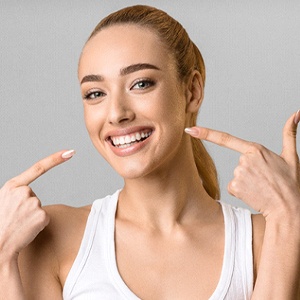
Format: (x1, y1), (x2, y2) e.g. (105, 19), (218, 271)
(20, 185), (33, 197)
(284, 127), (297, 139)
(32, 162), (46, 177)
(228, 180), (239, 196)
(202, 128), (210, 140)
(51, 155), (61, 166)
(227, 181), (235, 195)
(219, 133), (232, 146)
(239, 155), (248, 165)
(30, 197), (42, 209)
(3, 179), (17, 190)
(248, 142), (265, 154)
(37, 209), (49, 225)
(233, 165), (243, 177)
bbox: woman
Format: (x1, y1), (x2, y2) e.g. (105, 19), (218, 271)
(0, 5), (299, 299)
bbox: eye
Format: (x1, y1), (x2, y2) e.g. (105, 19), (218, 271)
(83, 90), (106, 101)
(131, 79), (155, 90)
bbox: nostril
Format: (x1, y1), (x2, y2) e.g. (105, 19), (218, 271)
(119, 116), (132, 123)
(109, 117), (130, 125)
(108, 112), (135, 125)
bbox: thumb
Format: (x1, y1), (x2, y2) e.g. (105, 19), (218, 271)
(281, 110), (299, 165)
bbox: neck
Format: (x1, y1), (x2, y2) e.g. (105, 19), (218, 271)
(117, 151), (217, 232)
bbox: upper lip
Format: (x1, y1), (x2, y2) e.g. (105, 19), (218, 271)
(104, 126), (154, 141)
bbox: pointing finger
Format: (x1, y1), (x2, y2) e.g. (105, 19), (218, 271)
(185, 127), (252, 154)
(281, 110), (299, 164)
(8, 150), (75, 187)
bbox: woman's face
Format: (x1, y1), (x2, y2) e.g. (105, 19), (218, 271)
(78, 25), (192, 179)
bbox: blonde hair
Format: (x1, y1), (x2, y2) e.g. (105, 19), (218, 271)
(88, 5), (220, 199)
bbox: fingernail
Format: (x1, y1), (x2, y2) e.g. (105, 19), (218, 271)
(184, 127), (199, 136)
(62, 150), (76, 159)
(294, 109), (300, 125)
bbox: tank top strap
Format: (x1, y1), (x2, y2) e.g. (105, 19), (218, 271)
(210, 201), (253, 300)
(63, 194), (253, 299)
(63, 191), (120, 298)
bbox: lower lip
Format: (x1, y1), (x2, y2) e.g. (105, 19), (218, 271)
(107, 134), (153, 157)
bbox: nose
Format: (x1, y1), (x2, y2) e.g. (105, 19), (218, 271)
(107, 92), (135, 125)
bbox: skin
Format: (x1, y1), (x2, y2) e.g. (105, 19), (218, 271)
(0, 24), (299, 299)
(80, 25), (191, 180)
(79, 26), (227, 298)
(187, 112), (300, 299)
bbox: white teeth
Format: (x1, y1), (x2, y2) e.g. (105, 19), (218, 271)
(111, 130), (152, 147)
(125, 135), (131, 144)
(136, 132), (141, 141)
(119, 144), (128, 149)
(119, 136), (125, 145)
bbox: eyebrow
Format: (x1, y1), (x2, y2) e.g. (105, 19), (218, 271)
(80, 74), (104, 84)
(80, 63), (160, 85)
(120, 63), (160, 76)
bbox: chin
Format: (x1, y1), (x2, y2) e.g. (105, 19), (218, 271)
(114, 164), (148, 179)
(111, 158), (158, 180)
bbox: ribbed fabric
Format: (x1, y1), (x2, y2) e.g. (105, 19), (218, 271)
(63, 190), (253, 299)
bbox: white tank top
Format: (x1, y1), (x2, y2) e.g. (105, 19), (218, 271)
(63, 190), (253, 299)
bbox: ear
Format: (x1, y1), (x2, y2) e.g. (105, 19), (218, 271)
(185, 70), (204, 113)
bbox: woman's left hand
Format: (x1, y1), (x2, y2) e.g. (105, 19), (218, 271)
(185, 111), (300, 220)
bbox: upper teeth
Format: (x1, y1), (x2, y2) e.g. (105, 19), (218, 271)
(111, 131), (152, 146)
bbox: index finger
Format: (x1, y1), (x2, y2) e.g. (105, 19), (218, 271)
(185, 127), (252, 154)
(9, 149), (75, 187)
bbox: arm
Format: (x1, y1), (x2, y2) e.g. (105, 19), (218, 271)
(0, 258), (24, 300)
(252, 213), (300, 299)
(19, 203), (90, 299)
(0, 228), (63, 300)
(185, 110), (300, 299)
(0, 150), (74, 300)
(18, 214), (63, 300)
(252, 111), (300, 298)
(251, 111), (300, 298)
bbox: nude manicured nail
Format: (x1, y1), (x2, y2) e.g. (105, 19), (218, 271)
(62, 150), (76, 159)
(184, 127), (199, 136)
(294, 109), (300, 125)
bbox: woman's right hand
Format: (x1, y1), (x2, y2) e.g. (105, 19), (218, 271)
(0, 150), (75, 261)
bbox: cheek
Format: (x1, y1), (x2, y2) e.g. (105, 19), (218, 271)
(163, 98), (187, 129)
(151, 87), (187, 123)
(83, 106), (105, 138)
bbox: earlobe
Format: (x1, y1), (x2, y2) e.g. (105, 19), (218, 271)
(186, 71), (204, 113)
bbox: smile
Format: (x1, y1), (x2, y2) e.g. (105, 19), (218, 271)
(109, 130), (153, 148)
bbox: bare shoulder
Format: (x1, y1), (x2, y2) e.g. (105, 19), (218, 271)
(42, 203), (92, 284)
(19, 203), (92, 299)
(251, 213), (266, 282)
(43, 203), (92, 249)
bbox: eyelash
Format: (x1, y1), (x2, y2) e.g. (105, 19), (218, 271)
(131, 79), (155, 90)
(83, 90), (106, 100)
(83, 79), (155, 101)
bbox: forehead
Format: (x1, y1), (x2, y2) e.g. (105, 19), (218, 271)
(78, 25), (174, 79)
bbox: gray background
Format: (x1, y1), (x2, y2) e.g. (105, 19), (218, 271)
(0, 1), (299, 211)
